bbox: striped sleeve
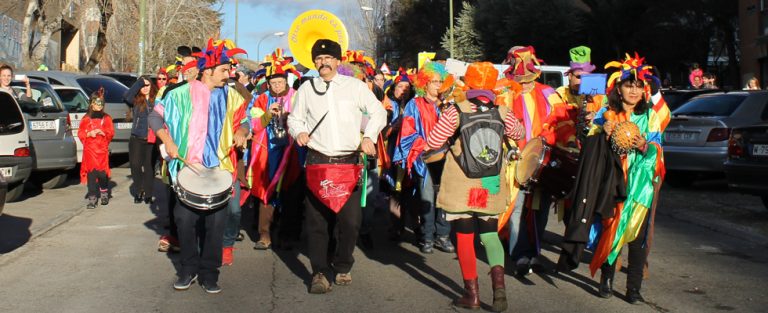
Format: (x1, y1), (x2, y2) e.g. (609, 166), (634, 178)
(503, 110), (524, 140)
(427, 105), (459, 149)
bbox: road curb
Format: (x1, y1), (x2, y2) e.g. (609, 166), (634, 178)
(658, 209), (768, 245)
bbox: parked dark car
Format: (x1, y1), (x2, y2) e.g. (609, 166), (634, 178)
(661, 88), (720, 111)
(11, 80), (77, 189)
(19, 71), (131, 155)
(663, 91), (768, 186)
(99, 72), (138, 88)
(725, 121), (768, 210)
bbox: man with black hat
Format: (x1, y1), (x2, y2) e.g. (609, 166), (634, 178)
(287, 38), (386, 294)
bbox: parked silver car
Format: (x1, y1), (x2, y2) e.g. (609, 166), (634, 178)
(19, 71), (131, 155)
(52, 85), (90, 162)
(11, 80), (77, 189)
(0, 90), (33, 202)
(664, 91), (768, 186)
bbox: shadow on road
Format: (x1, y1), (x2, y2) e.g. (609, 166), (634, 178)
(0, 214), (32, 254)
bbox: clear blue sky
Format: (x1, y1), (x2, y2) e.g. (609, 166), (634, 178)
(217, 0), (366, 63)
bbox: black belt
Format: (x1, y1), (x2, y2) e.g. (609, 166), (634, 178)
(131, 134), (148, 141)
(306, 149), (359, 165)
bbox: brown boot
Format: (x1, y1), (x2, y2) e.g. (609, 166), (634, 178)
(454, 278), (480, 310)
(490, 266), (507, 312)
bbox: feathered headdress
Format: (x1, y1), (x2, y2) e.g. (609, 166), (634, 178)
(194, 38), (247, 70)
(91, 86), (105, 106)
(264, 48), (301, 79)
(604, 52), (660, 98)
(342, 50), (376, 78)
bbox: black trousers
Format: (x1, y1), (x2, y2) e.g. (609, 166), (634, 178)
(277, 172), (305, 242)
(129, 135), (154, 197)
(304, 184), (362, 275)
(167, 184), (178, 239)
(86, 170), (108, 198)
(174, 202), (229, 284)
(601, 212), (651, 291)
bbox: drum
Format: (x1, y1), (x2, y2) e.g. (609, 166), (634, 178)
(515, 137), (549, 188)
(539, 147), (579, 198)
(174, 166), (233, 210)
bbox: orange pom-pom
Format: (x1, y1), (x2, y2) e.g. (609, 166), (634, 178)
(604, 110), (617, 121)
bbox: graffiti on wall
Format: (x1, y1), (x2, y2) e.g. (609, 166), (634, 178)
(0, 13), (60, 70)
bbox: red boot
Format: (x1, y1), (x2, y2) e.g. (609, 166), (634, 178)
(222, 247), (234, 266)
(454, 278), (480, 310)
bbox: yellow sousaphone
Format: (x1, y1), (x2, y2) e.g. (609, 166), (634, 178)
(288, 10), (349, 70)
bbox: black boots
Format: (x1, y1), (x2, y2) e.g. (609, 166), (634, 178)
(626, 288), (645, 304)
(454, 279), (480, 310)
(598, 268), (614, 298)
(490, 266), (507, 312)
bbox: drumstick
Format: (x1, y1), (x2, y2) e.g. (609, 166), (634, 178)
(177, 156), (202, 176)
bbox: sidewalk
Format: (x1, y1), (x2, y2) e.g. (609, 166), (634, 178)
(0, 168), (132, 254)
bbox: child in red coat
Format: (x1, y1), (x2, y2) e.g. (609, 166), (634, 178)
(78, 89), (114, 209)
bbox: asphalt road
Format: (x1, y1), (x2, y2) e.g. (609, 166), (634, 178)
(0, 168), (766, 312)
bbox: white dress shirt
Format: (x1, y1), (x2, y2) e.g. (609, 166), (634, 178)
(288, 73), (386, 156)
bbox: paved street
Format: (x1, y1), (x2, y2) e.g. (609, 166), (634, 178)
(1, 168), (767, 313)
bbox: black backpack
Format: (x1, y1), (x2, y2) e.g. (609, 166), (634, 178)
(450, 100), (506, 178)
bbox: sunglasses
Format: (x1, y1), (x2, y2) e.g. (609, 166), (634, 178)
(143, 84), (151, 87)
(158, 77), (167, 81)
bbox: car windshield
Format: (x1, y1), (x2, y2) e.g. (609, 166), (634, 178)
(673, 94), (746, 117)
(11, 83), (64, 113)
(55, 89), (89, 113)
(76, 77), (128, 103)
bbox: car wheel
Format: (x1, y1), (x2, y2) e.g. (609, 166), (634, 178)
(5, 182), (24, 202)
(762, 196), (768, 210)
(33, 171), (70, 189)
(665, 171), (695, 188)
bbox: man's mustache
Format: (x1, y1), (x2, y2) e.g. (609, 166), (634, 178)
(319, 64), (332, 71)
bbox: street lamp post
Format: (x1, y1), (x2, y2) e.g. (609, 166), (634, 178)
(256, 32), (286, 61)
(361, 6), (376, 61)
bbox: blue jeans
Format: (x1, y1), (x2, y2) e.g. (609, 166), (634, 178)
(508, 189), (526, 254)
(511, 190), (553, 261)
(418, 171), (450, 242)
(223, 183), (242, 247)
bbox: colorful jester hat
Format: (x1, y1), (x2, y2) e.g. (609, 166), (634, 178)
(342, 50), (376, 78)
(413, 61), (449, 97)
(194, 38), (247, 71)
(264, 48), (301, 80)
(503, 46), (543, 83)
(605, 52), (661, 99)
(567, 46), (596, 74)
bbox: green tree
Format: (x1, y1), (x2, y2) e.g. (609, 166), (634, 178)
(440, 1), (482, 62)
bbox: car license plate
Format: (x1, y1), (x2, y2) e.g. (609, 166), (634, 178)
(70, 119), (81, 129)
(0, 167), (12, 178)
(753, 144), (768, 156)
(116, 122), (133, 130)
(666, 132), (697, 141)
(31, 120), (57, 131)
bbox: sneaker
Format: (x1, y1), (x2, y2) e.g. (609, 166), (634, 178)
(173, 274), (197, 290)
(87, 196), (97, 209)
(236, 232), (245, 241)
(309, 273), (332, 294)
(158, 236), (171, 252)
(335, 272), (352, 286)
(420, 241), (434, 254)
(201, 281), (222, 294)
(253, 240), (271, 250)
(434, 236), (455, 253)
(222, 247), (234, 266)
(515, 258), (532, 277)
(100, 192), (109, 205)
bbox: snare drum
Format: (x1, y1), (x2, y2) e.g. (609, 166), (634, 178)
(515, 137), (549, 188)
(174, 166), (233, 210)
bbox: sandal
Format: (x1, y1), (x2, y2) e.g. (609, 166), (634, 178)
(253, 241), (271, 250)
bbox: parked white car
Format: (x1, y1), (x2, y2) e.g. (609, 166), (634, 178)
(0, 90), (33, 202)
(52, 85), (90, 162)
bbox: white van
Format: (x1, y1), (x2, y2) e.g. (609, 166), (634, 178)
(492, 64), (570, 89)
(0, 90), (33, 202)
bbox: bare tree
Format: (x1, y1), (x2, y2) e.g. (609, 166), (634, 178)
(19, 0), (73, 69)
(81, 0), (112, 73)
